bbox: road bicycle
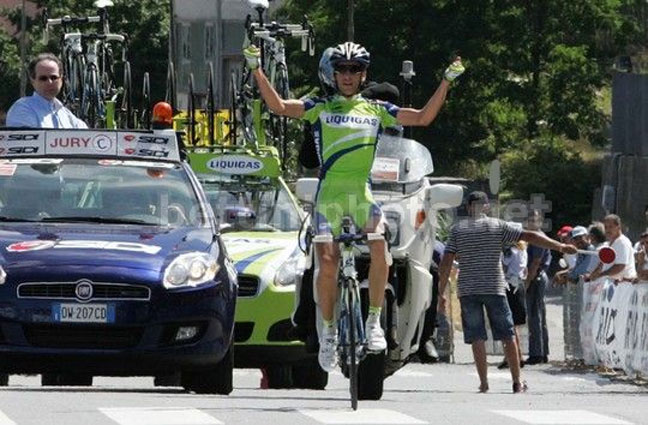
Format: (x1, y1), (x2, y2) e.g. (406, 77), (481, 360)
(43, 1), (129, 128)
(312, 217), (387, 410)
(231, 0), (314, 165)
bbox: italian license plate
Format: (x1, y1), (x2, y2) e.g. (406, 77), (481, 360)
(52, 303), (115, 323)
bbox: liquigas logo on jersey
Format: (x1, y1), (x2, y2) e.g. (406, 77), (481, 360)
(207, 155), (264, 174)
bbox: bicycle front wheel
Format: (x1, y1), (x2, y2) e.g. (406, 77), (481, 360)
(347, 278), (359, 411)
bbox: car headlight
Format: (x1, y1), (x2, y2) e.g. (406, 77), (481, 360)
(163, 252), (220, 289)
(0, 265), (6, 285)
(274, 251), (306, 287)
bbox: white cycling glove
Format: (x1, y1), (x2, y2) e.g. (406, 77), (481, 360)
(443, 59), (465, 82)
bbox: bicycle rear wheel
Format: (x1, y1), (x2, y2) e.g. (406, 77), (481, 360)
(84, 66), (100, 128)
(347, 278), (359, 411)
(119, 61), (132, 129)
(140, 72), (151, 129)
(188, 73), (196, 144)
(229, 71), (238, 145)
(206, 62), (215, 144)
(165, 61), (177, 113)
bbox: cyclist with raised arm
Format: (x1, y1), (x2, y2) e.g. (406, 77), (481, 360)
(244, 41), (464, 372)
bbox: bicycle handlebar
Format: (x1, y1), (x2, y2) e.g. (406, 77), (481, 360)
(46, 15), (101, 28)
(313, 232), (385, 244)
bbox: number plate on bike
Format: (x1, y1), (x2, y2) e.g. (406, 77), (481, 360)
(52, 303), (115, 323)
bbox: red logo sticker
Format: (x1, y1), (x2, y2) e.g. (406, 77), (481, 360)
(7, 240), (56, 252)
(124, 135), (136, 142)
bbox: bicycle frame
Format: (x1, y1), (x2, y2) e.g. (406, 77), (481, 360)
(313, 222), (384, 410)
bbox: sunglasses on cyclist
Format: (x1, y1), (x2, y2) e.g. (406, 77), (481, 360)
(334, 64), (364, 75)
(37, 75), (61, 82)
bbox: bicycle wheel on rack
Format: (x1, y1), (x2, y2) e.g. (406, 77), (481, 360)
(206, 63), (215, 144)
(187, 73), (196, 144)
(347, 279), (359, 411)
(140, 72), (151, 129)
(119, 61), (132, 129)
(229, 71), (238, 145)
(83, 66), (101, 128)
(165, 61), (177, 113)
(273, 65), (290, 168)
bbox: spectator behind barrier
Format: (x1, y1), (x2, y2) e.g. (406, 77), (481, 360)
(585, 214), (637, 283)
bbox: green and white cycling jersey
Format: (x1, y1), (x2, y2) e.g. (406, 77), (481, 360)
(302, 94), (400, 235)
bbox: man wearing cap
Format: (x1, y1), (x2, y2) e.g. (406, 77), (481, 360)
(566, 226), (597, 282)
(558, 226), (576, 269)
(437, 192), (576, 393)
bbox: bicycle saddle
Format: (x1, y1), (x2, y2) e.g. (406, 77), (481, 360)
(94, 0), (114, 8)
(247, 0), (269, 10)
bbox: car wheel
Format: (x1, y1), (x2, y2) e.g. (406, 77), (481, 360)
(357, 350), (385, 400)
(265, 365), (292, 389)
(0, 374), (8, 386)
(291, 358), (327, 390)
(182, 345), (233, 395)
(41, 373), (93, 386)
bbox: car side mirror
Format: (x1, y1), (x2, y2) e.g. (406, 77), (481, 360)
(425, 184), (463, 210)
(296, 178), (319, 205)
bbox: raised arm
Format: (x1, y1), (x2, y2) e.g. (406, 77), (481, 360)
(245, 46), (305, 119)
(396, 57), (464, 127)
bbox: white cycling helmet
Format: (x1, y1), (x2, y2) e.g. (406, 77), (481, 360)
(318, 47), (335, 94)
(330, 42), (370, 69)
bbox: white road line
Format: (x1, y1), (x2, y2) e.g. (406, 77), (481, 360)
(299, 408), (427, 424)
(0, 411), (16, 425)
(99, 407), (223, 425)
(493, 410), (633, 425)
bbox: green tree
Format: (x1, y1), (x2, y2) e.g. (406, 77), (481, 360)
(277, 0), (639, 171)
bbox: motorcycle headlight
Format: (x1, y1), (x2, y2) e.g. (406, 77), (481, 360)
(163, 252), (220, 289)
(274, 251), (306, 287)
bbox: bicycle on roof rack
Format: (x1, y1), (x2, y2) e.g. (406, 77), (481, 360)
(42, 0), (131, 129)
(175, 61), (224, 146)
(230, 0), (314, 166)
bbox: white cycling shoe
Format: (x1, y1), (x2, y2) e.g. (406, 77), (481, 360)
(318, 328), (338, 372)
(366, 322), (387, 352)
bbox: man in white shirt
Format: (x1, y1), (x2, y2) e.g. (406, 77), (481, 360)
(586, 214), (636, 282)
(6, 53), (87, 129)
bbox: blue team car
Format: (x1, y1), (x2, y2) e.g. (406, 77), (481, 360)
(0, 128), (237, 394)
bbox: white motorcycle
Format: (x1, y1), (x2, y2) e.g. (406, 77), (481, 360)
(295, 135), (462, 393)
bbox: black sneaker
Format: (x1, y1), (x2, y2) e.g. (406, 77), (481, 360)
(513, 381), (528, 393)
(525, 356), (544, 365)
(497, 360), (509, 370)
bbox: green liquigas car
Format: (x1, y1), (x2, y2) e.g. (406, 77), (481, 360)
(187, 145), (326, 389)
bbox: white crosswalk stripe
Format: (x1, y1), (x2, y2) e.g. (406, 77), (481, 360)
(299, 408), (427, 424)
(99, 407), (223, 425)
(493, 410), (633, 425)
(0, 411), (16, 425)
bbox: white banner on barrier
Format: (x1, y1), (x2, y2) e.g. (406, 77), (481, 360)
(581, 279), (648, 375)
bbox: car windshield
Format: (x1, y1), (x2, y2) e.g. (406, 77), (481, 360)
(200, 175), (301, 232)
(0, 158), (207, 227)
